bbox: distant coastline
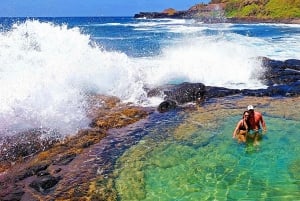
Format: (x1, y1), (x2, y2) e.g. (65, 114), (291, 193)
(226, 17), (300, 24)
(134, 2), (300, 24)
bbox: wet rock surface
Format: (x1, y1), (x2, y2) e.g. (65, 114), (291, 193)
(0, 129), (60, 166)
(0, 95), (152, 200)
(16, 164), (50, 181)
(151, 82), (205, 112)
(151, 58), (300, 112)
(29, 175), (61, 194)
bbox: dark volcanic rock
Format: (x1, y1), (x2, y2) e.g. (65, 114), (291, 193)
(285, 59), (300, 71)
(16, 163), (49, 181)
(261, 57), (300, 86)
(266, 81), (300, 97)
(208, 58), (300, 98)
(0, 185), (24, 201)
(151, 58), (300, 112)
(148, 82), (205, 112)
(158, 99), (177, 113)
(29, 175), (61, 194)
(134, 11), (193, 19)
(0, 175), (25, 201)
(205, 86), (241, 99)
(164, 82), (206, 104)
(0, 128), (60, 162)
(53, 153), (77, 166)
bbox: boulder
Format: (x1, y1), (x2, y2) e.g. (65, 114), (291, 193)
(163, 82), (206, 104)
(158, 100), (177, 113)
(148, 82), (206, 112)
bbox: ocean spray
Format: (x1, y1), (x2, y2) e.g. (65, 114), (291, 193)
(0, 19), (272, 136)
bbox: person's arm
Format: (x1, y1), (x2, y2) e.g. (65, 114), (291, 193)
(233, 120), (241, 138)
(261, 115), (267, 132)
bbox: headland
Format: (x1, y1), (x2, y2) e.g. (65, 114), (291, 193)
(134, 1), (300, 24)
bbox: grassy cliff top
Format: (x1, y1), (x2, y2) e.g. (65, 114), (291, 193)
(212, 0), (300, 19)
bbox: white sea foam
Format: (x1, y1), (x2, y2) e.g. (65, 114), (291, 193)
(141, 33), (266, 89)
(0, 20), (141, 136)
(0, 19), (299, 136)
(89, 19), (189, 28)
(166, 25), (207, 33)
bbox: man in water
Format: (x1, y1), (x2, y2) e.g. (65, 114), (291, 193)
(247, 105), (267, 145)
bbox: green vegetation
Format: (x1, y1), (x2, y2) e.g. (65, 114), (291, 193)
(220, 0), (300, 19)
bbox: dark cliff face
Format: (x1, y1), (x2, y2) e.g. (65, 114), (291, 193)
(134, 3), (226, 22)
(134, 11), (195, 19)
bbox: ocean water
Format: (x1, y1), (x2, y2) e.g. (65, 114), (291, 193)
(1, 17), (300, 200)
(0, 17), (300, 136)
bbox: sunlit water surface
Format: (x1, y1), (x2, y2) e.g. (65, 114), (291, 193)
(114, 112), (300, 200)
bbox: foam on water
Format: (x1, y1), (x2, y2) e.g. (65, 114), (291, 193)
(90, 19), (189, 28)
(0, 20), (141, 136)
(142, 33), (266, 89)
(0, 19), (298, 136)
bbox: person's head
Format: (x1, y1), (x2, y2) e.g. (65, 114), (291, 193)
(243, 111), (250, 119)
(247, 105), (254, 116)
(247, 105), (254, 111)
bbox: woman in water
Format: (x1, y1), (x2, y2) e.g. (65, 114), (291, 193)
(232, 111), (250, 143)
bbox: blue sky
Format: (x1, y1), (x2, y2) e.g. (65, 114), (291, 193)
(0, 0), (210, 17)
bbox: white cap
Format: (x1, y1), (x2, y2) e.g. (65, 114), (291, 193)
(247, 105), (254, 110)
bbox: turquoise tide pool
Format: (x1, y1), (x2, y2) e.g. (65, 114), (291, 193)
(114, 113), (300, 200)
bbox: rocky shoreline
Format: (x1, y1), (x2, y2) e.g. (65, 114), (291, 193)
(0, 95), (153, 200)
(153, 57), (300, 112)
(1, 95), (299, 200)
(226, 17), (300, 24)
(1, 57), (300, 200)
